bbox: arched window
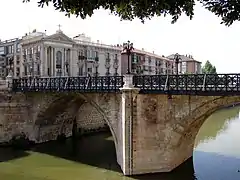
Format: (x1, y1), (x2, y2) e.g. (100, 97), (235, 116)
(56, 51), (62, 68)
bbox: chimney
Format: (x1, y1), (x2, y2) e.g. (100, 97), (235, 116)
(142, 48), (144, 51)
(153, 51), (154, 54)
(97, 40), (99, 44)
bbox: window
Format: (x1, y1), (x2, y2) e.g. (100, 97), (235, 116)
(107, 53), (110, 58)
(87, 68), (92, 72)
(78, 67), (83, 76)
(115, 54), (117, 59)
(56, 51), (62, 69)
(17, 44), (20, 52)
(94, 51), (98, 57)
(8, 46), (13, 54)
(182, 61), (187, 74)
(24, 66), (27, 76)
(148, 57), (151, 64)
(0, 47), (4, 55)
(37, 64), (40, 75)
(87, 50), (90, 58)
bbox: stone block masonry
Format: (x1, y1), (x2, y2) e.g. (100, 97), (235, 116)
(131, 94), (240, 175)
(1, 83), (240, 176)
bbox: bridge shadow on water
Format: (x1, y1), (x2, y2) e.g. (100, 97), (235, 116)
(31, 131), (123, 172)
(0, 148), (30, 162)
(1, 131), (240, 180)
(29, 131), (197, 180)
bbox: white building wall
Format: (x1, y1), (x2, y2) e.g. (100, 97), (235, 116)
(98, 51), (106, 76)
(71, 48), (78, 76)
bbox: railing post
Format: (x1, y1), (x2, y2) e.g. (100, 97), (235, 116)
(123, 74), (135, 88)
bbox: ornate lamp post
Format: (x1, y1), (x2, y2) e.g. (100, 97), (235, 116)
(174, 53), (181, 75)
(174, 53), (181, 90)
(123, 40), (134, 74)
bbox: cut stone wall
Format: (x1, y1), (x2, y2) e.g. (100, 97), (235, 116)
(0, 92), (121, 150)
(131, 94), (240, 175)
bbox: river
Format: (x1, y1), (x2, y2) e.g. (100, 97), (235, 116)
(1, 106), (240, 180)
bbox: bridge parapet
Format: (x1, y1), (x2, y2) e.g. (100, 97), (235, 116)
(10, 74), (240, 95)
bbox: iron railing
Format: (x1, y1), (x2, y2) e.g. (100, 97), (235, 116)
(12, 76), (124, 92)
(133, 74), (240, 95)
(11, 74), (240, 95)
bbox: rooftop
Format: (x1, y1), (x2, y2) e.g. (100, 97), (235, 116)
(167, 54), (202, 63)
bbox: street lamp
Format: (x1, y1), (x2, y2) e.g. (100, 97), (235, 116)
(174, 53), (181, 75)
(123, 40), (134, 74)
(174, 53), (181, 90)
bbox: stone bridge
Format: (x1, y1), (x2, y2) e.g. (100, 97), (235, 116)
(0, 75), (240, 175)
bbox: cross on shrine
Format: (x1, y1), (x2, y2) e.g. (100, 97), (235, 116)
(57, 24), (62, 31)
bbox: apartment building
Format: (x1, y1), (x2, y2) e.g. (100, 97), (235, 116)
(121, 48), (173, 75)
(0, 38), (21, 79)
(19, 29), (122, 77)
(167, 54), (202, 74)
(73, 34), (121, 76)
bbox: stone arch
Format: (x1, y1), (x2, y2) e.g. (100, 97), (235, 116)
(173, 96), (240, 168)
(33, 93), (118, 148)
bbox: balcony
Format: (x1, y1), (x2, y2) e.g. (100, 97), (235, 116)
(78, 55), (85, 60)
(87, 57), (95, 62)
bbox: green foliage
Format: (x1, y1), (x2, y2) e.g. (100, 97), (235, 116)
(202, 60), (217, 74)
(23, 0), (240, 26)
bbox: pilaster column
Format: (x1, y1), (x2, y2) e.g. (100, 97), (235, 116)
(44, 47), (48, 77)
(119, 74), (140, 175)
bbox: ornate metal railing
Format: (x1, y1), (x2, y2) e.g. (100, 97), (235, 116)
(12, 76), (124, 92)
(11, 74), (240, 95)
(133, 74), (240, 95)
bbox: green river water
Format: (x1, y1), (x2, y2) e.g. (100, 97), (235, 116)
(1, 106), (240, 180)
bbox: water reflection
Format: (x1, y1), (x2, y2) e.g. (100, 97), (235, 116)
(194, 105), (240, 180)
(0, 106), (240, 180)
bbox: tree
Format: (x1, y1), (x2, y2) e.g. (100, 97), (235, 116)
(202, 60), (217, 74)
(23, 0), (240, 26)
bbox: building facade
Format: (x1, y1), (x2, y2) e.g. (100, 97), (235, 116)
(73, 34), (121, 76)
(20, 30), (122, 77)
(121, 48), (173, 75)
(167, 54), (202, 74)
(0, 38), (21, 79)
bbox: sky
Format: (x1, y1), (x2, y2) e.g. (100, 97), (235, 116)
(0, 0), (239, 73)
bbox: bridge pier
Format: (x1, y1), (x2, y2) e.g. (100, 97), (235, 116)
(119, 74), (140, 175)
